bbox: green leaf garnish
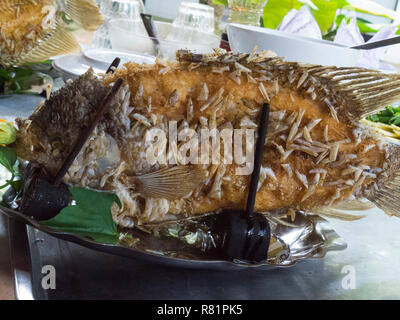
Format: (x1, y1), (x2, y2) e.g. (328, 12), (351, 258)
(366, 106), (400, 126)
(0, 146), (17, 173)
(0, 65), (51, 95)
(41, 187), (121, 244)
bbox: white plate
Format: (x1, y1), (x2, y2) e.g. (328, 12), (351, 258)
(82, 48), (155, 65)
(227, 23), (361, 68)
(53, 50), (155, 81)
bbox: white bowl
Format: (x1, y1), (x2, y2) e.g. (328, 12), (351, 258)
(227, 23), (362, 67)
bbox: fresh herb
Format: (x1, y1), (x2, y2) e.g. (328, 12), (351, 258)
(366, 106), (400, 126)
(0, 143), (22, 193)
(41, 187), (121, 244)
(0, 120), (22, 197)
(0, 145), (16, 173)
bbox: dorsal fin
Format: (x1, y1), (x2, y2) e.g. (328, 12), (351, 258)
(176, 50), (400, 122)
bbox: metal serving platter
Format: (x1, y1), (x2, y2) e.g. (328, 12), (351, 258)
(0, 90), (347, 270)
(0, 205), (347, 270)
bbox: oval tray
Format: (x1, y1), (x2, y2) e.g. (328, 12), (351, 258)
(0, 205), (347, 270)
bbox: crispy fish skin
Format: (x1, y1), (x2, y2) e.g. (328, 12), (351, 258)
(15, 50), (400, 226)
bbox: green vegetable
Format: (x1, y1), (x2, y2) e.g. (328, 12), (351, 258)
(0, 121), (16, 145)
(0, 146), (22, 192)
(0, 145), (16, 173)
(366, 106), (400, 126)
(41, 187), (121, 244)
(0, 65), (52, 95)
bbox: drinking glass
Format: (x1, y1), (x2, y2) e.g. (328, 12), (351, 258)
(227, 0), (267, 27)
(173, 2), (215, 33)
(92, 0), (144, 48)
(100, 0), (144, 19)
(166, 2), (215, 43)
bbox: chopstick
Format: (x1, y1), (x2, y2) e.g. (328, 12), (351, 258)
(351, 36), (400, 50)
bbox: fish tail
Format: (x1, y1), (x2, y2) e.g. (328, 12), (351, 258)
(64, 0), (104, 31)
(322, 68), (400, 120)
(17, 23), (80, 64)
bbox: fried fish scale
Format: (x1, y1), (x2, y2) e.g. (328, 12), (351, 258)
(16, 50), (400, 226)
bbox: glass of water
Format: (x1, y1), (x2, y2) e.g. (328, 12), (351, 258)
(92, 0), (145, 49)
(100, 0), (144, 19)
(166, 2), (215, 44)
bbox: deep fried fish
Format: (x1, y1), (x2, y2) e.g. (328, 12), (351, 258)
(15, 50), (400, 226)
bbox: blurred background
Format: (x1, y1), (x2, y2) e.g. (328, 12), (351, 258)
(3, 0), (400, 97)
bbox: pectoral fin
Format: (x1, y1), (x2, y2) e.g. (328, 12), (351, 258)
(132, 166), (208, 201)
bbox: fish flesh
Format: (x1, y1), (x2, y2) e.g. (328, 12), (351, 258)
(15, 50), (400, 227)
(0, 0), (103, 66)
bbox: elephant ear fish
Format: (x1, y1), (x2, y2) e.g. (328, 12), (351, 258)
(14, 50), (400, 227)
(0, 0), (104, 66)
